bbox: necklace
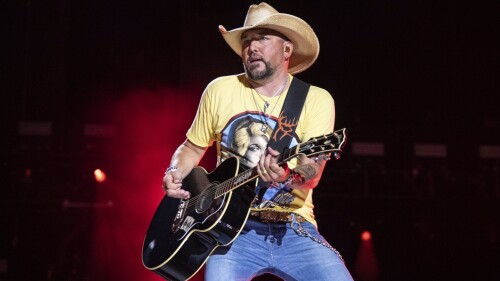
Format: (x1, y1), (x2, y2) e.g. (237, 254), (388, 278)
(253, 77), (289, 132)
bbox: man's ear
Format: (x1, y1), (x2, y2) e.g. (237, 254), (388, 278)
(284, 43), (293, 59)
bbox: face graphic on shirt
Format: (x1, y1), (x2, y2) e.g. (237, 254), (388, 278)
(221, 115), (272, 168)
(221, 114), (296, 208)
(241, 135), (267, 167)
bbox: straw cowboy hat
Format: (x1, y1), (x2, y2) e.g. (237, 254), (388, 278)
(219, 2), (320, 75)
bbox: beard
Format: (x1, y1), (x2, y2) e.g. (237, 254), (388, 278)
(244, 60), (275, 81)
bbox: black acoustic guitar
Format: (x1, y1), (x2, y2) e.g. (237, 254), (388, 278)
(142, 128), (347, 281)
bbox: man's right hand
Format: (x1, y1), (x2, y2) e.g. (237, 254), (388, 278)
(162, 140), (207, 199)
(162, 169), (191, 199)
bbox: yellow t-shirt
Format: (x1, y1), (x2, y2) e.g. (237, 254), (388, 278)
(186, 73), (335, 226)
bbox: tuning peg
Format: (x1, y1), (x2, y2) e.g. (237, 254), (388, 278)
(314, 154), (332, 163)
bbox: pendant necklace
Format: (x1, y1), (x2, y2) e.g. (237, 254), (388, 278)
(254, 77), (289, 132)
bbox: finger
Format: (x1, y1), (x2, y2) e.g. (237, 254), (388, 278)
(259, 150), (266, 167)
(267, 167), (284, 182)
(165, 188), (190, 199)
(170, 171), (183, 184)
(178, 189), (190, 199)
(257, 153), (269, 178)
(163, 183), (182, 193)
(257, 154), (276, 181)
(264, 161), (289, 183)
(265, 148), (281, 167)
(264, 154), (280, 175)
(257, 163), (268, 176)
(267, 147), (280, 158)
(163, 173), (179, 188)
(267, 166), (282, 179)
(264, 153), (275, 168)
(256, 163), (271, 182)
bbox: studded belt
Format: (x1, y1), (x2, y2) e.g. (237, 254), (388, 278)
(249, 210), (306, 223)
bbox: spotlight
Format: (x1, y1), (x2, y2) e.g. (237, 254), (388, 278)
(361, 230), (372, 241)
(355, 230), (380, 280)
(94, 169), (107, 183)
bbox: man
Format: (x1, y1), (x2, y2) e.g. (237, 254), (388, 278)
(163, 3), (353, 280)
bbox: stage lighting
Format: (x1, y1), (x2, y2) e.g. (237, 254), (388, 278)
(352, 142), (385, 156)
(94, 169), (107, 183)
(18, 121), (52, 136)
(479, 145), (500, 159)
(355, 229), (380, 281)
(414, 144), (447, 158)
(84, 123), (116, 137)
(361, 230), (372, 241)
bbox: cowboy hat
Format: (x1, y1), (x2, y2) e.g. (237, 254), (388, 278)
(219, 2), (320, 75)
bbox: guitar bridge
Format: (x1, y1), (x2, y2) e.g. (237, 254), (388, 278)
(172, 199), (188, 233)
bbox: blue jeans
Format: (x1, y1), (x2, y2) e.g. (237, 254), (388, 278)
(205, 216), (354, 281)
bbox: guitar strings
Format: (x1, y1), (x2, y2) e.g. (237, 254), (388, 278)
(183, 174), (250, 210)
(182, 139), (308, 210)
(183, 166), (263, 211)
(181, 133), (341, 210)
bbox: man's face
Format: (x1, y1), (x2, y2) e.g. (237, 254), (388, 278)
(241, 28), (287, 81)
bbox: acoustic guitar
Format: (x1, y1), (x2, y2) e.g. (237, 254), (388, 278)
(142, 128), (347, 281)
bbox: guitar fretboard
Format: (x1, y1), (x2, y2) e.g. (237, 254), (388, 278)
(214, 168), (258, 199)
(212, 128), (346, 199)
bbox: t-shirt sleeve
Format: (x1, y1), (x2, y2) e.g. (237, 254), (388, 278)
(300, 87), (335, 142)
(186, 85), (216, 148)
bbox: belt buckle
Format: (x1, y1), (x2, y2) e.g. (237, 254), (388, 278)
(250, 210), (304, 223)
(261, 211), (288, 223)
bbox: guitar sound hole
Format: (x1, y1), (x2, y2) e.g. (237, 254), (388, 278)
(195, 190), (214, 214)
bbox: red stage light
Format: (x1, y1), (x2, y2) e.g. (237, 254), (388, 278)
(361, 230), (372, 241)
(355, 230), (380, 280)
(94, 169), (106, 183)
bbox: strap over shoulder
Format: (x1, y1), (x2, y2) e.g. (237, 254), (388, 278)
(268, 77), (311, 153)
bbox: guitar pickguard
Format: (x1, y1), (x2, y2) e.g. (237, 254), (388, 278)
(179, 216), (195, 233)
(172, 199), (188, 233)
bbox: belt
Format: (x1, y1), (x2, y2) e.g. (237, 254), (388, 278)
(249, 210), (306, 223)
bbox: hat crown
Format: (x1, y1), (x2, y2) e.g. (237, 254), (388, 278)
(244, 3), (278, 27)
(220, 2), (320, 74)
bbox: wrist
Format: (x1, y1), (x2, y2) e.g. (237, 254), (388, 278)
(164, 166), (179, 175)
(275, 164), (290, 183)
(281, 170), (305, 186)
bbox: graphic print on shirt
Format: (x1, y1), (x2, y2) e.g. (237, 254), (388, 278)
(220, 113), (298, 209)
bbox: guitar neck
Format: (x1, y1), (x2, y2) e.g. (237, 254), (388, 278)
(214, 168), (259, 199)
(214, 128), (346, 199)
(214, 145), (301, 198)
(213, 144), (310, 198)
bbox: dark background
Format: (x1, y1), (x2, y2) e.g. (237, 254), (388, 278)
(1, 0), (499, 280)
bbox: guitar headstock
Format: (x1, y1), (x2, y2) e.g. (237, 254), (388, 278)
(281, 128), (347, 162)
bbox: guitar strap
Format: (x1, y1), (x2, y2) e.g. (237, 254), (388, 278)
(255, 77), (310, 195)
(255, 77), (310, 197)
(268, 77), (311, 152)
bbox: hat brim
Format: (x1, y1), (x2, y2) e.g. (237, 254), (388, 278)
(220, 13), (319, 75)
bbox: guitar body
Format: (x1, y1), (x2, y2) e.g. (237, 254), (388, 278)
(142, 157), (256, 281)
